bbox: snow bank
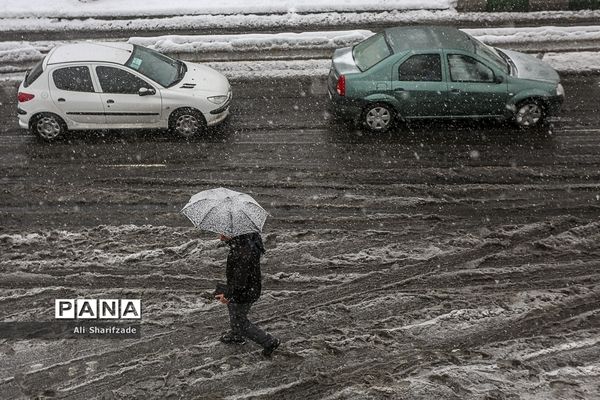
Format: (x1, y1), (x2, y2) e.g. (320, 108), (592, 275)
(2, 10), (600, 37)
(466, 25), (600, 45)
(167, 52), (600, 78)
(123, 26), (600, 57)
(203, 60), (332, 80)
(129, 31), (373, 54)
(2, 52), (599, 83)
(543, 51), (600, 73)
(0, 42), (42, 64)
(0, 0), (455, 19)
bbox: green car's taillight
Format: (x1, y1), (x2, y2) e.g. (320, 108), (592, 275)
(336, 75), (345, 96)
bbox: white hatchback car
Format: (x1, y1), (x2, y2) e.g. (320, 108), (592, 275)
(17, 42), (232, 140)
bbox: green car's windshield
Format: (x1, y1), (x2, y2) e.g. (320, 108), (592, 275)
(352, 33), (392, 72)
(471, 38), (509, 74)
(125, 45), (185, 87)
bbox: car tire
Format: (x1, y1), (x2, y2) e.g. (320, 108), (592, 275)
(30, 113), (67, 141)
(362, 103), (395, 133)
(169, 108), (206, 139)
(514, 99), (546, 129)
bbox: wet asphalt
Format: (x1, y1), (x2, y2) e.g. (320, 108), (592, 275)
(1, 74), (600, 399)
(1, 74), (600, 231)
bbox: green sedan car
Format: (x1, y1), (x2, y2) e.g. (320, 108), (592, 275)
(328, 26), (564, 132)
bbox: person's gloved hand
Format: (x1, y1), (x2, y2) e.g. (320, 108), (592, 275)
(215, 294), (229, 304)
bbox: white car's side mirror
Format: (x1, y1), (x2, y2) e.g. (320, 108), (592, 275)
(139, 87), (156, 96)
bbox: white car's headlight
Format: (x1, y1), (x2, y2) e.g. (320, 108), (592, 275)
(556, 83), (565, 97)
(207, 95), (228, 105)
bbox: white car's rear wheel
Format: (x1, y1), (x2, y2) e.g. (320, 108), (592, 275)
(170, 109), (206, 139)
(31, 113), (67, 141)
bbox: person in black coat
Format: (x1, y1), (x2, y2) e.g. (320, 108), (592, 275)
(214, 232), (280, 357)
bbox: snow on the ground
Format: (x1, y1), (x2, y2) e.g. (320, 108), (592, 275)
(129, 31), (373, 54)
(0, 0), (455, 19)
(205, 60), (331, 80)
(468, 25), (600, 45)
(140, 26), (600, 53)
(2, 51), (599, 84)
(1, 9), (599, 37)
(0, 42), (42, 64)
(3, 25), (600, 67)
(127, 26), (600, 54)
(542, 51), (600, 73)
(0, 10), (451, 34)
(2, 25), (599, 76)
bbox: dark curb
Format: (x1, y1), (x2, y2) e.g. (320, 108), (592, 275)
(457, 0), (599, 11)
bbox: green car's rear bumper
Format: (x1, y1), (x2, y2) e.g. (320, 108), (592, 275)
(328, 89), (363, 122)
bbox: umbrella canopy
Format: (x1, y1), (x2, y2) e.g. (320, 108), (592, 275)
(181, 187), (268, 237)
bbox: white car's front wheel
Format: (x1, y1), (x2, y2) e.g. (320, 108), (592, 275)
(170, 109), (206, 139)
(30, 113), (67, 141)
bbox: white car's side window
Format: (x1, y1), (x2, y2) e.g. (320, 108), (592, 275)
(52, 66), (95, 92)
(95, 66), (152, 94)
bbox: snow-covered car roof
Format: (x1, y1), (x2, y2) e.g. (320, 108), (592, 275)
(45, 42), (133, 66)
(384, 26), (474, 53)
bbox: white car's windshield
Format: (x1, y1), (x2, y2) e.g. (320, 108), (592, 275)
(125, 45), (185, 87)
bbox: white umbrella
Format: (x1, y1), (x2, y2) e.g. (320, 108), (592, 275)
(181, 187), (268, 237)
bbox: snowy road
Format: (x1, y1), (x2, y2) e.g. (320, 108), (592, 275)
(1, 74), (600, 399)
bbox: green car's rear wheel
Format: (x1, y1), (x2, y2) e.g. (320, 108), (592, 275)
(363, 103), (394, 133)
(514, 100), (546, 128)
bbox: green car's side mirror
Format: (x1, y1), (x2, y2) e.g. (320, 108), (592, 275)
(494, 75), (504, 84)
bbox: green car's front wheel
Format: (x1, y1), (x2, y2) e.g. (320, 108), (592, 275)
(362, 103), (395, 133)
(514, 100), (546, 129)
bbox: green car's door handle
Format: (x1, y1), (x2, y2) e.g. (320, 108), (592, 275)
(450, 88), (461, 94)
(394, 88), (405, 92)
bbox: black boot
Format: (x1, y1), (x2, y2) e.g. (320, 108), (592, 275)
(220, 332), (246, 345)
(262, 338), (280, 357)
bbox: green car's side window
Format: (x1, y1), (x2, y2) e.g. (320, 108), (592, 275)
(398, 54), (442, 82)
(447, 54), (494, 83)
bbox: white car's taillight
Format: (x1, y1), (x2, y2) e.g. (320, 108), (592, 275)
(18, 92), (35, 102)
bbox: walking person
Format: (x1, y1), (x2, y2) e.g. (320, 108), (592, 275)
(180, 187), (279, 357)
(215, 232), (280, 356)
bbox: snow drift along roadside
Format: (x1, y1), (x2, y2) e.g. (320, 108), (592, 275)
(2, 26), (600, 73)
(129, 31), (374, 54)
(2, 52), (599, 85)
(0, 0), (455, 19)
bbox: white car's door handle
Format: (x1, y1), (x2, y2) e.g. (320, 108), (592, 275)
(106, 99), (115, 104)
(57, 98), (65, 102)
